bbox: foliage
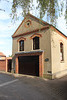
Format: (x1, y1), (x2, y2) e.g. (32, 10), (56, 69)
(11, 0), (67, 25)
(0, 0), (67, 25)
(9, 55), (12, 57)
(11, 0), (32, 20)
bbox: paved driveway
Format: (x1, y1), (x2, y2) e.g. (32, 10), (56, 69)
(0, 73), (67, 100)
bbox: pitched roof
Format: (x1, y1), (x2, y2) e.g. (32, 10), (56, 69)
(0, 52), (6, 57)
(12, 13), (67, 39)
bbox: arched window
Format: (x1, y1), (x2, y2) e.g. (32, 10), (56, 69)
(19, 40), (24, 51)
(60, 42), (64, 61)
(33, 37), (39, 50)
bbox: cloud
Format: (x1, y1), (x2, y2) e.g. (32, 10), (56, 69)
(0, 20), (21, 33)
(0, 41), (5, 45)
(0, 48), (12, 57)
(56, 15), (67, 36)
(0, 34), (10, 38)
(0, 38), (12, 56)
(5, 50), (12, 57)
(0, 12), (10, 20)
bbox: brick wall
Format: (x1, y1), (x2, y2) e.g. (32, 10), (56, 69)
(0, 60), (6, 71)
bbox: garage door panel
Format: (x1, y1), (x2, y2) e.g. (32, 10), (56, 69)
(19, 62), (36, 75)
(18, 56), (39, 76)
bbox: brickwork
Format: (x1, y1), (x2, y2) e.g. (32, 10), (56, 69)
(0, 60), (6, 71)
(15, 56), (19, 74)
(0, 55), (12, 72)
(15, 51), (44, 77)
(30, 33), (42, 39)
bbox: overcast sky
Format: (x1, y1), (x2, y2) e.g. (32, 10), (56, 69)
(0, 0), (67, 56)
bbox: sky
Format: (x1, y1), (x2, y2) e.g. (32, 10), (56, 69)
(0, 0), (67, 57)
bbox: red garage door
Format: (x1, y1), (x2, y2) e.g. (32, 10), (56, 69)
(0, 60), (6, 71)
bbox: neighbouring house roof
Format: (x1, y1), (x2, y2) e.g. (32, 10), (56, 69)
(0, 52), (6, 57)
(12, 13), (67, 39)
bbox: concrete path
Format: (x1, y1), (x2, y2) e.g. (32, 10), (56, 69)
(0, 73), (67, 100)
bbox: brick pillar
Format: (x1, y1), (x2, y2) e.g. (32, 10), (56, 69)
(39, 52), (44, 77)
(6, 58), (7, 72)
(39, 54), (42, 77)
(15, 56), (19, 74)
(42, 52), (44, 77)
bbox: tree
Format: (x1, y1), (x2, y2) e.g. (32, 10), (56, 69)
(0, 0), (66, 25)
(11, 0), (67, 25)
(9, 55), (12, 57)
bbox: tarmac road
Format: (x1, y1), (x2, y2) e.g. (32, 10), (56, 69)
(0, 73), (67, 100)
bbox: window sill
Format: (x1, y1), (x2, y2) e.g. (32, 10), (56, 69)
(31, 49), (41, 51)
(18, 51), (25, 52)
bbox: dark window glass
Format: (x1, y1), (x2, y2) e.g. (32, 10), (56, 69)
(60, 43), (64, 61)
(19, 40), (24, 51)
(33, 37), (39, 50)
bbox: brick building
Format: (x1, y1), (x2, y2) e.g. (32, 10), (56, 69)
(0, 52), (12, 72)
(0, 52), (6, 71)
(12, 14), (67, 79)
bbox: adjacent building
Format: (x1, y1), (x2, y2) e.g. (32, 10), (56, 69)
(12, 13), (67, 79)
(0, 52), (12, 72)
(0, 52), (6, 71)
